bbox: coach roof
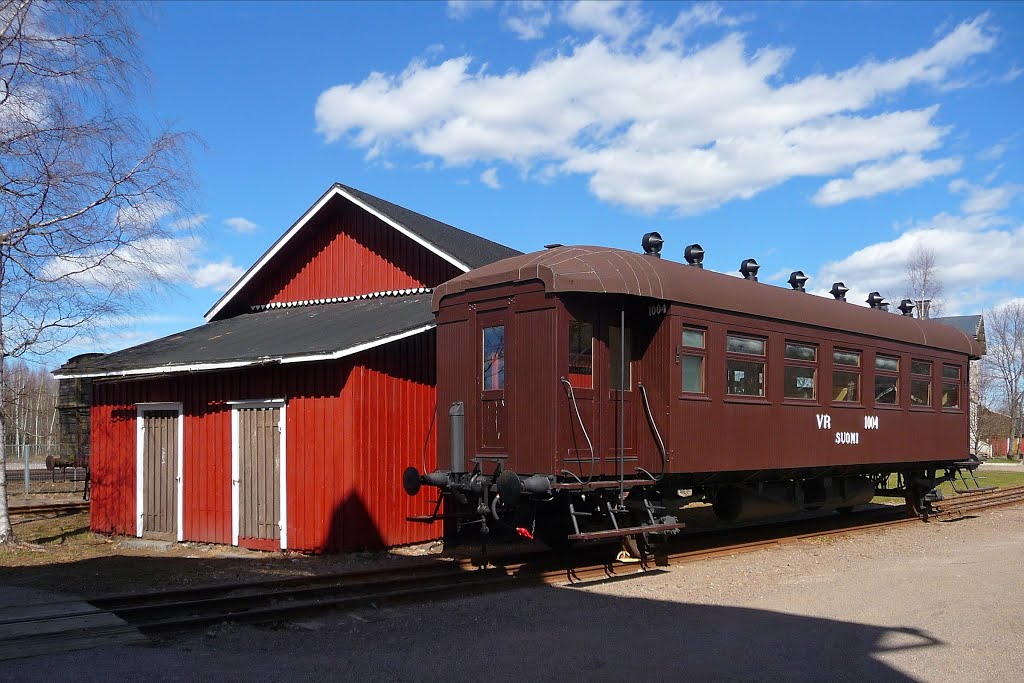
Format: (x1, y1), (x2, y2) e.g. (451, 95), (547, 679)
(433, 246), (982, 359)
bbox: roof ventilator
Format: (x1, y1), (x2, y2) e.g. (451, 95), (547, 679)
(899, 299), (916, 317)
(788, 271), (808, 292)
(866, 292), (886, 309)
(642, 232), (664, 258)
(830, 282), (849, 301)
(544, 243), (563, 249)
(739, 259), (760, 281)
(684, 244), (704, 268)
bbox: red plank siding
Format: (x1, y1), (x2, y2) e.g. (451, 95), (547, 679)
(90, 333), (439, 552)
(220, 196), (461, 318)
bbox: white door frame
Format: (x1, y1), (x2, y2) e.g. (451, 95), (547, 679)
(229, 399), (288, 549)
(135, 402), (184, 541)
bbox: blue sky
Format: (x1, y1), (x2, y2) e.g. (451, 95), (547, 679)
(62, 1), (1024, 363)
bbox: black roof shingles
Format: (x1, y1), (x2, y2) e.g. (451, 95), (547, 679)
(337, 183), (521, 268)
(57, 295), (435, 377)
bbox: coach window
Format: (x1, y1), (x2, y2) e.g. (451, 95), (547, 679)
(726, 334), (766, 397)
(942, 364), (961, 409)
(832, 349), (861, 403)
(681, 327), (706, 394)
(482, 325), (505, 391)
(784, 342), (817, 400)
(609, 325), (633, 391)
(874, 354), (899, 406)
(568, 320), (594, 389)
(910, 360), (933, 407)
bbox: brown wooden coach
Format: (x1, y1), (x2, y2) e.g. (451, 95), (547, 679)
(404, 238), (984, 551)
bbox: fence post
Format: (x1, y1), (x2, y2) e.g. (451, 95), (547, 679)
(23, 445), (30, 495)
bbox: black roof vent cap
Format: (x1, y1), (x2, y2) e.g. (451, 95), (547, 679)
(788, 271), (808, 292)
(543, 243), (563, 249)
(684, 243), (704, 268)
(898, 299), (916, 317)
(830, 282), (849, 301)
(641, 231), (664, 258)
(739, 258), (760, 281)
(866, 291), (885, 309)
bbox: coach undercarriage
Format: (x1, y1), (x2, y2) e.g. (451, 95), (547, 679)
(405, 457), (992, 557)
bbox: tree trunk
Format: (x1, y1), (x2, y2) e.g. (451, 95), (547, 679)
(0, 266), (13, 543)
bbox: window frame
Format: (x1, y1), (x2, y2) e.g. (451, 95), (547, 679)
(480, 322), (507, 393)
(873, 353), (900, 408)
(831, 347), (862, 405)
(782, 341), (818, 403)
(725, 332), (767, 401)
(680, 325), (707, 396)
(941, 362), (962, 411)
(910, 358), (934, 410)
(608, 323), (634, 394)
(567, 319), (595, 390)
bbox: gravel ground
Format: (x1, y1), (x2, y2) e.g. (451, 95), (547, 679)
(5, 505), (1024, 682)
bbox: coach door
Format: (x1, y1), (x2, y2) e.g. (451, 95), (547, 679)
(232, 401), (287, 549)
(602, 318), (636, 475)
(478, 315), (507, 455)
(136, 404), (182, 540)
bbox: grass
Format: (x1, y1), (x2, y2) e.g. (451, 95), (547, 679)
(985, 457), (1020, 464)
(875, 466), (1024, 504)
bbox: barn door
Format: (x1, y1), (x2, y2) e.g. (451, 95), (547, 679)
(232, 401), (287, 549)
(136, 404), (182, 540)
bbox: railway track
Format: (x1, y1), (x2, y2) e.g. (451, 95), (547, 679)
(2, 487), (1022, 661)
(9, 501), (89, 516)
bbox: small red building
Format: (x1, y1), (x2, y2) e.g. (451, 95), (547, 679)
(55, 184), (518, 552)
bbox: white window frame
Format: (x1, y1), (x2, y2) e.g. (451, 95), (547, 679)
(229, 399), (288, 550)
(135, 402), (184, 541)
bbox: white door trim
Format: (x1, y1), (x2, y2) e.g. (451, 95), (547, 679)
(231, 399), (287, 549)
(135, 402), (184, 541)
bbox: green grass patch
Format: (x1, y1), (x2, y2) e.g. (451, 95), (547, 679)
(985, 457), (1020, 464)
(875, 466), (1024, 505)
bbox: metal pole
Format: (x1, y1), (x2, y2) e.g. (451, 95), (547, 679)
(619, 307), (625, 500)
(23, 445), (29, 495)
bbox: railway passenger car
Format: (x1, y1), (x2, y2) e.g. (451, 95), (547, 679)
(403, 237), (983, 553)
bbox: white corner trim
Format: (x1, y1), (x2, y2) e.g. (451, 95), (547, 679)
(230, 399), (288, 549)
(205, 184), (470, 322)
(54, 359), (268, 380)
(56, 324), (435, 379)
(135, 402), (184, 541)
(278, 324), (435, 365)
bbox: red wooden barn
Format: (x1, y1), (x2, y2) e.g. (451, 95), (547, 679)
(54, 183), (518, 552)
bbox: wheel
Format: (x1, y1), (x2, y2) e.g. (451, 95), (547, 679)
(836, 506), (854, 515)
(533, 502), (577, 551)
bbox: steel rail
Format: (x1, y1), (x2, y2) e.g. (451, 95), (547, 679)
(9, 502), (89, 516)
(3, 488), (1023, 661)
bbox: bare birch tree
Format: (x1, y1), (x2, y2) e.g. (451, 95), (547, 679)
(904, 244), (944, 319)
(983, 302), (1024, 459)
(969, 358), (995, 456)
(0, 1), (195, 543)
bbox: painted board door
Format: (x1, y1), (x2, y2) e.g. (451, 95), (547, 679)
(238, 406), (282, 543)
(142, 409), (178, 538)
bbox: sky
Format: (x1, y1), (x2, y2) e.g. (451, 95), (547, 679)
(59, 1), (1024, 365)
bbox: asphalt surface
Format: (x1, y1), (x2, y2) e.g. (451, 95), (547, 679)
(2, 504), (1023, 682)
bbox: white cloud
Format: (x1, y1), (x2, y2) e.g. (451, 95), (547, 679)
(41, 236), (200, 290)
(170, 213), (208, 230)
(192, 259), (245, 291)
(447, 0), (494, 20)
(481, 167), (501, 189)
(950, 179), (1022, 215)
(813, 211), (1024, 315)
(224, 216), (259, 234)
(503, 1), (551, 41)
(812, 155), (961, 206)
(315, 14), (996, 213)
(115, 200), (177, 231)
(563, 1), (647, 45)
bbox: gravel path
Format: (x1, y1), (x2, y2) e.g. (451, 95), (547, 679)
(5, 506), (1024, 682)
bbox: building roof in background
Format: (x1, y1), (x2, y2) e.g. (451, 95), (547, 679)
(934, 315), (986, 355)
(55, 294), (435, 379)
(205, 183), (520, 322)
